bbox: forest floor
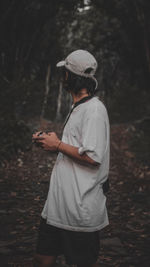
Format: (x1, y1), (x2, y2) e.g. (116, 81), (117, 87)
(0, 120), (149, 267)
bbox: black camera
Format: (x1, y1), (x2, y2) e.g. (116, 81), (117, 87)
(32, 131), (43, 146)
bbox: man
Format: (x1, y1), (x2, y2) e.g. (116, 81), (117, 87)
(32, 50), (110, 267)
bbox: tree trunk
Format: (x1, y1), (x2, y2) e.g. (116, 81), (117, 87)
(55, 81), (63, 121)
(41, 64), (51, 118)
(134, 1), (150, 74)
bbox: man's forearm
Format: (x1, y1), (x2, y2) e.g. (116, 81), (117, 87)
(32, 132), (99, 167)
(58, 141), (99, 167)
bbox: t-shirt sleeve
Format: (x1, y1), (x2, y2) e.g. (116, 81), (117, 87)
(78, 111), (107, 164)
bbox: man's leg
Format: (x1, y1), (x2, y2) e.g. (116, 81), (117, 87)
(35, 219), (62, 267)
(62, 229), (100, 267)
(33, 254), (56, 267)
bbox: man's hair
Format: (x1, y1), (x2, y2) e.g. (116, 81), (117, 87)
(63, 67), (97, 96)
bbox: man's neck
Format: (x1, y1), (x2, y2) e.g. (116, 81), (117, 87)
(71, 88), (89, 104)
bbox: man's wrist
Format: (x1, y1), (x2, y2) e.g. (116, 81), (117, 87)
(57, 140), (62, 151)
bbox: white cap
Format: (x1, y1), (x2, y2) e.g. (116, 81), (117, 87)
(56, 50), (98, 89)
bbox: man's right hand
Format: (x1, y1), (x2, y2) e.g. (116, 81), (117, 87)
(32, 131), (45, 144)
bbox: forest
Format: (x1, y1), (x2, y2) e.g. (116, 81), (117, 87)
(0, 0), (150, 159)
(0, 0), (150, 266)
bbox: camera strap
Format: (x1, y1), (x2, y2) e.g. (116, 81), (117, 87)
(63, 95), (93, 129)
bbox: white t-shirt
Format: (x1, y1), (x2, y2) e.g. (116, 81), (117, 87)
(41, 97), (110, 232)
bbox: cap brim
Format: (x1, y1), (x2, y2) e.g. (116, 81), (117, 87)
(56, 60), (65, 67)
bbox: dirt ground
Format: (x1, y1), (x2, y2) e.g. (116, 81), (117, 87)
(0, 121), (149, 267)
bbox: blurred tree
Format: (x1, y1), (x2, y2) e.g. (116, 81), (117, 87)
(0, 0), (83, 81)
(0, 0), (150, 162)
(0, 0), (82, 162)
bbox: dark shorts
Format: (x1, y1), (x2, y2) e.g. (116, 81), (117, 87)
(36, 217), (100, 265)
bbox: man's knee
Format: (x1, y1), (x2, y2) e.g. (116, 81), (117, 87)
(33, 254), (56, 267)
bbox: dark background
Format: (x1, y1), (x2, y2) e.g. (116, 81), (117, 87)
(0, 1), (150, 266)
(0, 0), (150, 162)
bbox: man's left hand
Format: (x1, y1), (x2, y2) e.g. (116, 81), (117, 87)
(33, 132), (60, 152)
